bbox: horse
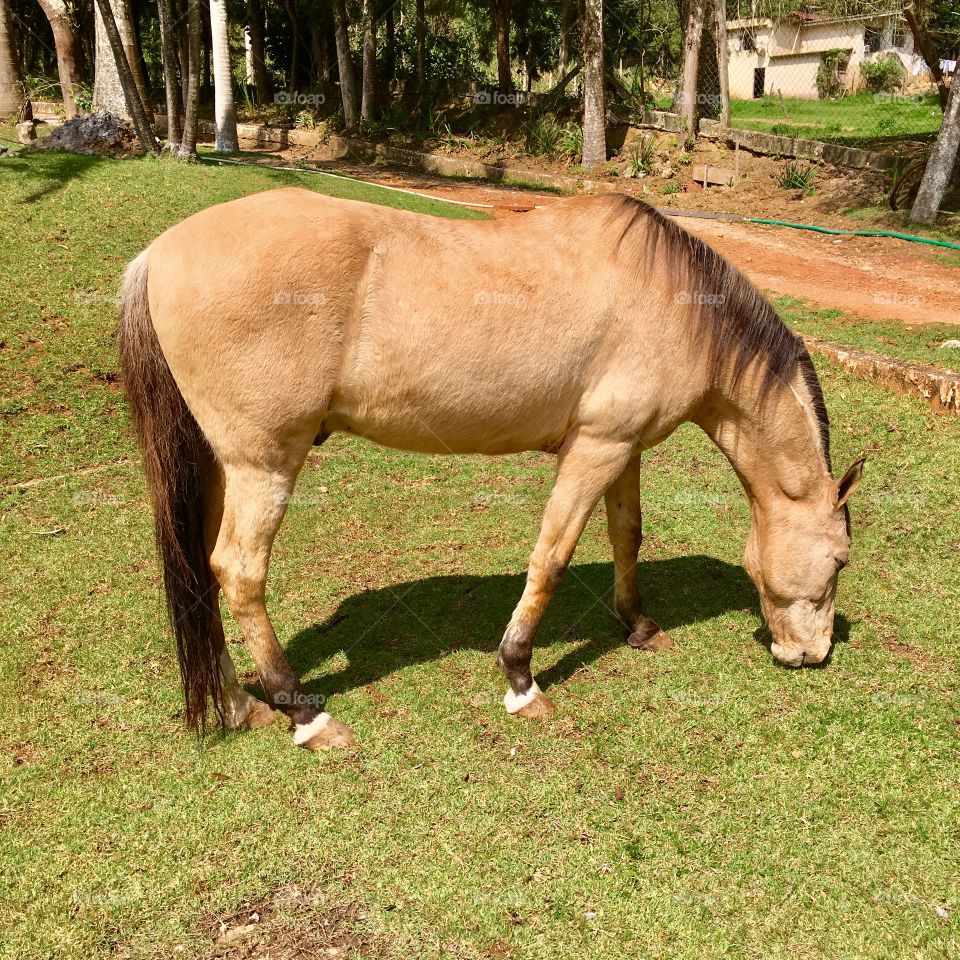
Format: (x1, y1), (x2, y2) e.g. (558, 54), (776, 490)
(118, 190), (863, 751)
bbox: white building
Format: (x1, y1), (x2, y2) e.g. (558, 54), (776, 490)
(726, 10), (915, 99)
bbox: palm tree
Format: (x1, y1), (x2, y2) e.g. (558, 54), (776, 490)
(492, 0), (512, 94)
(209, 0), (238, 152)
(157, 0), (182, 148)
(361, 0), (376, 121)
(36, 0), (82, 119)
(93, 0), (159, 153)
(674, 0), (706, 135)
(581, 0), (606, 168)
(179, 0), (202, 158)
(911, 76), (960, 224)
(0, 0), (25, 118)
(332, 0), (358, 133)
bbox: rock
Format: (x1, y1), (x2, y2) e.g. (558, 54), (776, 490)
(660, 165), (675, 179)
(25, 109), (138, 157)
(939, 339), (960, 350)
(16, 121), (36, 144)
(0, 144), (8, 157)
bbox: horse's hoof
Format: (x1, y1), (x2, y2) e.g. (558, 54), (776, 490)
(504, 682), (555, 719)
(240, 699), (277, 729)
(293, 713), (355, 751)
(627, 620), (673, 652)
(224, 696), (276, 731)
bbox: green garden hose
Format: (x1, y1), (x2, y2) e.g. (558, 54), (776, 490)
(740, 218), (960, 252)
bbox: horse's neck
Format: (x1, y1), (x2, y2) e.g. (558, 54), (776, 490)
(694, 372), (828, 511)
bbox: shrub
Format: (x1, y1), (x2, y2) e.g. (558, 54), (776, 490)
(626, 134), (659, 176)
(817, 49), (848, 99)
(777, 160), (818, 194)
(660, 181), (681, 195)
(861, 54), (905, 94)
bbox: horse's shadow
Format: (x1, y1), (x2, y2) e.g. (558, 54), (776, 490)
(283, 555), (852, 700)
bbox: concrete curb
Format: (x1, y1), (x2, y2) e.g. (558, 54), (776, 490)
(804, 337), (960, 414)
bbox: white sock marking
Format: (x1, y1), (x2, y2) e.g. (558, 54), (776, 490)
(504, 681), (543, 714)
(293, 712), (332, 746)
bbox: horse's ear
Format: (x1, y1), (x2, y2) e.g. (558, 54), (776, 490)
(835, 456), (865, 508)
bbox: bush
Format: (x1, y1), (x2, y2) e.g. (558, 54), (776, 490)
(777, 160), (818, 194)
(861, 54), (905, 94)
(524, 113), (582, 159)
(817, 49), (848, 99)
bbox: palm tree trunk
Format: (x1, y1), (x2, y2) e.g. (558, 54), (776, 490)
(361, 0), (376, 120)
(910, 76), (960, 224)
(674, 0), (705, 135)
(581, 0), (606, 168)
(493, 0), (512, 94)
(179, 0), (201, 158)
(415, 0), (425, 89)
(93, 0), (160, 153)
(94, 0), (126, 114)
(332, 0), (358, 132)
(558, 0), (570, 77)
(209, 0), (238, 152)
(246, 0), (269, 103)
(0, 0), (24, 118)
(36, 0), (82, 119)
(714, 0), (729, 127)
(158, 0), (182, 147)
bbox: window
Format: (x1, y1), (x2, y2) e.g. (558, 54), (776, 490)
(891, 22), (905, 49)
(864, 25), (882, 53)
(741, 29), (757, 53)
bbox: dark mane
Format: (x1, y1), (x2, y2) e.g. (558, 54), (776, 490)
(604, 194), (831, 470)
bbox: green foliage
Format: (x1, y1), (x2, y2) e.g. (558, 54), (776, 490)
(524, 113), (582, 159)
(860, 54), (906, 94)
(777, 159), (818, 194)
(626, 134), (660, 176)
(659, 180), (681, 194)
(817, 49), (849, 99)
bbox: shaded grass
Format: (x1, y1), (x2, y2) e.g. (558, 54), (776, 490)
(1, 151), (959, 960)
(775, 295), (960, 368)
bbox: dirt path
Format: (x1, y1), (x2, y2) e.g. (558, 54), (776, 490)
(253, 153), (960, 326)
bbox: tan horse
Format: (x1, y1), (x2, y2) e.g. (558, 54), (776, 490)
(118, 190), (863, 751)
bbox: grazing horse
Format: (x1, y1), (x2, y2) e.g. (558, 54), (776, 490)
(118, 191), (863, 751)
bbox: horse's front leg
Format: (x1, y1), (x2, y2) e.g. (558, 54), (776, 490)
(498, 432), (634, 718)
(603, 457), (672, 651)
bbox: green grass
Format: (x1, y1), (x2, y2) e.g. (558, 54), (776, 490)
(2, 152), (959, 960)
(730, 93), (942, 146)
(775, 295), (960, 368)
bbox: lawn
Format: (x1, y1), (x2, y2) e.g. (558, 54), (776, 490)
(775, 296), (960, 369)
(729, 93), (943, 146)
(1, 151), (959, 960)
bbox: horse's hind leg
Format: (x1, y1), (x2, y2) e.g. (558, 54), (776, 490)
(202, 468), (277, 731)
(210, 462), (354, 750)
(498, 432), (634, 718)
(604, 457), (672, 652)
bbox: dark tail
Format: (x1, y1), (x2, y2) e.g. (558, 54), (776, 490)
(117, 250), (223, 732)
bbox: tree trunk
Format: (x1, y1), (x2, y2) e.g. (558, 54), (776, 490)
(94, 0), (126, 114)
(178, 0), (189, 109)
(904, 4), (948, 112)
(361, 0), (375, 120)
(36, 0), (82, 119)
(282, 0), (298, 93)
(385, 3), (395, 81)
(493, 0), (512, 94)
(179, 0), (201, 158)
(415, 0), (425, 89)
(674, 0), (705, 136)
(714, 0), (729, 126)
(92, 0), (159, 153)
(558, 0), (570, 77)
(0, 0), (24, 118)
(158, 0), (182, 147)
(246, 0), (269, 103)
(209, 0), (237, 151)
(581, 0), (605, 168)
(910, 76), (960, 224)
(332, 0), (358, 132)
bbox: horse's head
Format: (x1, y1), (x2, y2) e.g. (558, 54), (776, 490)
(744, 457), (864, 667)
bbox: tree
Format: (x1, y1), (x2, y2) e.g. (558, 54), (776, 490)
(36, 0), (82, 119)
(674, 0), (706, 136)
(910, 75), (960, 224)
(582, 0), (606, 168)
(332, 0), (358, 132)
(157, 0), (182, 148)
(0, 0), (24, 118)
(179, 0), (202, 158)
(713, 0), (729, 127)
(94, 0), (150, 118)
(92, 0), (159, 153)
(209, 0), (238, 152)
(492, 0), (512, 93)
(246, 0), (269, 103)
(415, 0), (425, 88)
(361, 0), (375, 120)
